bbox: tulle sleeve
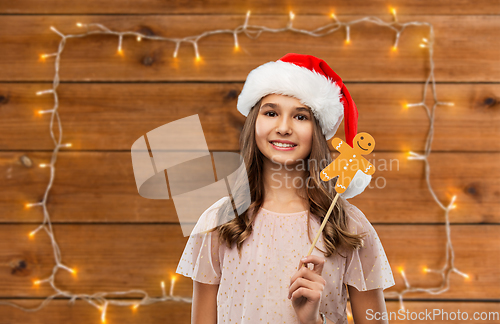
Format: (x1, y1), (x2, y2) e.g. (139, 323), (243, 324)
(175, 197), (229, 285)
(342, 200), (396, 291)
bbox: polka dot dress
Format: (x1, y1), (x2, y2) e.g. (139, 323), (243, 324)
(176, 197), (395, 324)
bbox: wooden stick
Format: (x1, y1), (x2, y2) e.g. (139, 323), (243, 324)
(302, 192), (340, 267)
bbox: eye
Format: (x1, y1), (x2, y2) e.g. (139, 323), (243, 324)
(264, 111), (308, 121)
(368, 143), (371, 146)
(361, 136), (364, 140)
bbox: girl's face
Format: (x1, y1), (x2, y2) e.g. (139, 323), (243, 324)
(255, 94), (313, 166)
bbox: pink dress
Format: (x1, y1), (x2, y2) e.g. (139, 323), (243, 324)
(176, 196), (395, 324)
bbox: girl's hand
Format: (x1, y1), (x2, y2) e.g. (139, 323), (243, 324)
(288, 255), (326, 324)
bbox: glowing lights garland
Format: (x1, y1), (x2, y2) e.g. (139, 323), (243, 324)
(2, 7), (468, 323)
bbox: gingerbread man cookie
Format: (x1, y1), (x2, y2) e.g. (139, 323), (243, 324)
(320, 132), (376, 193)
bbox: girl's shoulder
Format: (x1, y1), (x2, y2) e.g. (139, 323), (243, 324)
(341, 197), (374, 236)
(340, 198), (396, 291)
(190, 196), (231, 236)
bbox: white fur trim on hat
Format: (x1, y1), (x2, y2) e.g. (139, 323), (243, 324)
(237, 60), (344, 140)
(341, 171), (372, 199)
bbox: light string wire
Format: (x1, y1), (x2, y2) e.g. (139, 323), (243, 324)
(3, 7), (466, 323)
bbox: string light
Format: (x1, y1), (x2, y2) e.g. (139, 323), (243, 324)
(405, 102), (424, 108)
(36, 89), (54, 95)
(1, 8), (467, 323)
(173, 42), (180, 58)
(118, 35), (123, 55)
(394, 33), (467, 307)
(244, 10), (251, 29)
(419, 37), (429, 48)
(25, 202), (42, 208)
(40, 53), (57, 60)
(170, 276), (176, 296)
(233, 32), (239, 50)
(100, 301), (108, 323)
(346, 307), (353, 320)
(41, 7), (418, 62)
(407, 151), (426, 160)
(390, 7), (398, 22)
(161, 281), (166, 297)
(38, 109), (54, 115)
(399, 268), (410, 289)
(439, 101), (455, 106)
(194, 42), (201, 62)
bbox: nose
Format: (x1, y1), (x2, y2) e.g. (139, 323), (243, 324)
(275, 114), (292, 136)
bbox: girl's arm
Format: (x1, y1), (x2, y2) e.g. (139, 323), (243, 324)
(192, 281), (218, 324)
(348, 286), (389, 324)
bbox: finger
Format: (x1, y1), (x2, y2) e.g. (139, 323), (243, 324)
(291, 266), (326, 285)
(291, 261), (325, 286)
(291, 261), (310, 285)
(290, 286), (323, 303)
(297, 255), (326, 275)
(297, 254), (324, 269)
(288, 268), (326, 296)
(288, 276), (325, 299)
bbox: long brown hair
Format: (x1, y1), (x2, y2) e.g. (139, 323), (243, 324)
(208, 97), (366, 260)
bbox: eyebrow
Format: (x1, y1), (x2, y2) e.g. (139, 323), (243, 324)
(260, 102), (311, 114)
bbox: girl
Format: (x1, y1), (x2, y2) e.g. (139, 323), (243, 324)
(176, 53), (395, 324)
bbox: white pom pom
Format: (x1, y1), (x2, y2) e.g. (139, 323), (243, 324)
(341, 170), (372, 199)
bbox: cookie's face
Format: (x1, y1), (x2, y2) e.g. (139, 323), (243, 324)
(353, 132), (375, 154)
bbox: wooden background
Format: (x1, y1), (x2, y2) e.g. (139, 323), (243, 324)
(0, 1), (499, 323)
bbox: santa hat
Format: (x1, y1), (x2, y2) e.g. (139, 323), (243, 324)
(236, 53), (358, 146)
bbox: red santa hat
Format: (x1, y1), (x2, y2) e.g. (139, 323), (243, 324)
(237, 53), (359, 147)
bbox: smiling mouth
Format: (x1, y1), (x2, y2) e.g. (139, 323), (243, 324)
(269, 141), (297, 147)
(357, 141), (368, 151)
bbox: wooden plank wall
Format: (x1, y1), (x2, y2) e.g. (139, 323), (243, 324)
(0, 1), (499, 323)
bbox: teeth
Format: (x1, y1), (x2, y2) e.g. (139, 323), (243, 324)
(271, 142), (296, 148)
